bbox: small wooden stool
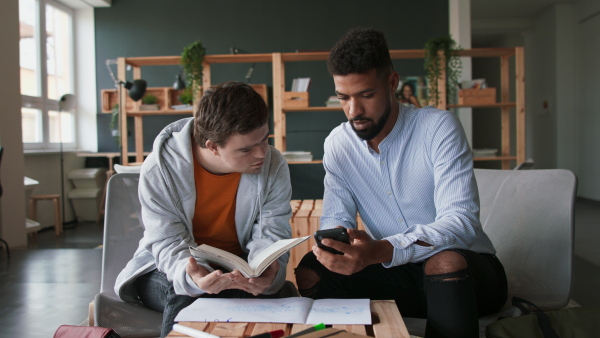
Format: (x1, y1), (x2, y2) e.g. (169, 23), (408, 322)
(29, 194), (62, 235)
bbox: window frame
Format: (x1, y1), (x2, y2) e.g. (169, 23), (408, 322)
(21, 0), (76, 151)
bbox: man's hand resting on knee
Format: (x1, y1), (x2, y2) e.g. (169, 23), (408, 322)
(186, 257), (239, 294)
(231, 260), (280, 296)
(313, 228), (394, 275)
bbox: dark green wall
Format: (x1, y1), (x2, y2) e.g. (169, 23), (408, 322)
(95, 0), (449, 199)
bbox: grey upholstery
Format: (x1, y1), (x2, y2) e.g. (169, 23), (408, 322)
(403, 168), (577, 337)
(94, 173), (162, 337)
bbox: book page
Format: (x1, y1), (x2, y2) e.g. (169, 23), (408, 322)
(249, 236), (310, 274)
(305, 299), (371, 325)
(189, 246), (253, 276)
(175, 297), (314, 323)
(174, 297), (371, 324)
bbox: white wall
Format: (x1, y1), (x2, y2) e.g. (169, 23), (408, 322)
(0, 0), (27, 247)
(576, 1), (600, 200)
(523, 6), (558, 170)
(450, 0), (473, 147)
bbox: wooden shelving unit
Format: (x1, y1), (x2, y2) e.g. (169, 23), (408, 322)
(106, 48), (524, 168)
(107, 55), (271, 165)
(271, 47), (526, 169)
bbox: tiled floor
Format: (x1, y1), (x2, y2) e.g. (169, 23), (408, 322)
(0, 199), (599, 338)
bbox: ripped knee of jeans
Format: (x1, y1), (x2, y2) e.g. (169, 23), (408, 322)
(295, 267), (321, 298)
(424, 269), (469, 282)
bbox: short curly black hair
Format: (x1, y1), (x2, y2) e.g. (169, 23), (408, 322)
(327, 27), (393, 78)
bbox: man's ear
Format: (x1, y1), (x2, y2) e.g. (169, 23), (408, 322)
(205, 139), (220, 155)
(389, 71), (400, 94)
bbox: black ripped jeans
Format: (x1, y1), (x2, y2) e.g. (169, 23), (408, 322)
(295, 249), (507, 338)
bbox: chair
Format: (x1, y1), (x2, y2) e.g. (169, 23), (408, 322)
(0, 146), (9, 258)
(92, 173), (162, 337)
(403, 168), (577, 337)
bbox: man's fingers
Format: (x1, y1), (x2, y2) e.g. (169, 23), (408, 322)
(321, 238), (351, 253)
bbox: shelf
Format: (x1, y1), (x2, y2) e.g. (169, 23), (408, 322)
(473, 156), (517, 161)
(122, 54), (273, 67)
(447, 102), (516, 109)
(283, 106), (343, 112)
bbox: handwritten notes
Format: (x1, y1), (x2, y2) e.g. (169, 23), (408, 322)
(174, 297), (371, 325)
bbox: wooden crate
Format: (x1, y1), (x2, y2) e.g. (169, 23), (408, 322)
(287, 199), (365, 286)
(284, 91), (309, 108)
(458, 88), (496, 105)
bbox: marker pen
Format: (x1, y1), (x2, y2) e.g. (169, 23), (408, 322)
(285, 323), (326, 338)
(172, 323), (221, 338)
(248, 329), (285, 338)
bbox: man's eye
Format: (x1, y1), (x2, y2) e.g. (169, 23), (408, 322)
(241, 149), (251, 153)
(362, 94), (374, 99)
(338, 96), (348, 101)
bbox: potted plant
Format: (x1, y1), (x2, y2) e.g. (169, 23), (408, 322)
(140, 93), (159, 111)
(180, 40), (206, 105)
(423, 35), (462, 107)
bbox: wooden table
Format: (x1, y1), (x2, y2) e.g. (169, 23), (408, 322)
(167, 300), (409, 338)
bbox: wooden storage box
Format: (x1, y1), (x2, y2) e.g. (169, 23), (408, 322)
(284, 91), (309, 108)
(458, 88), (496, 105)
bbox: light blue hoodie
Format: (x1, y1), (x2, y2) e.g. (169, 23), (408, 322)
(115, 118), (292, 304)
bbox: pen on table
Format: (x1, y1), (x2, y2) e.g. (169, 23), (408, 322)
(248, 329), (285, 338)
(172, 323), (221, 338)
(285, 323), (326, 338)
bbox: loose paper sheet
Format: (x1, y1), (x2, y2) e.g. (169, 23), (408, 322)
(174, 297), (371, 325)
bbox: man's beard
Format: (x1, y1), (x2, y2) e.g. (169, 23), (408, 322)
(350, 100), (392, 141)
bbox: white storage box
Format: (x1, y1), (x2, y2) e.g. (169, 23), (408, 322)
(68, 188), (102, 221)
(68, 168), (106, 189)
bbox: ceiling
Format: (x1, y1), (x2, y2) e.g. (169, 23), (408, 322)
(470, 0), (575, 45)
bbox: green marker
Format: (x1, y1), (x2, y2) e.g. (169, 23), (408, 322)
(286, 323), (326, 338)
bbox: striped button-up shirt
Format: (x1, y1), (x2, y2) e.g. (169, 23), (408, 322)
(321, 105), (496, 267)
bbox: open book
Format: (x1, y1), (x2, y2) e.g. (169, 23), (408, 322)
(189, 236), (310, 278)
(175, 297), (372, 325)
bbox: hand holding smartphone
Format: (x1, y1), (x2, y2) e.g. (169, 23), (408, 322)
(314, 228), (350, 255)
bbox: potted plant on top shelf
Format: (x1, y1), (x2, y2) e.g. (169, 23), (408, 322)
(423, 35), (462, 107)
(180, 40), (206, 106)
(140, 93), (159, 111)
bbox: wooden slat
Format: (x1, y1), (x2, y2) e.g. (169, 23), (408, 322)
(123, 54), (273, 67)
(134, 116), (144, 164)
(117, 57), (129, 165)
(332, 324), (367, 335)
(371, 300), (410, 338)
(250, 323), (288, 336)
(309, 200), (322, 249)
(289, 324), (314, 335)
(272, 53), (285, 151)
(287, 200), (314, 284)
(209, 322), (248, 337)
(204, 54), (273, 64)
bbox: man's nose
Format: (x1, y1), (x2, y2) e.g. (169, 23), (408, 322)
(347, 98), (364, 119)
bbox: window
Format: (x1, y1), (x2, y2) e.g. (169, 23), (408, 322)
(20, 0), (75, 150)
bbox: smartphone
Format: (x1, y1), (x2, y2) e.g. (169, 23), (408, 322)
(314, 228), (350, 255)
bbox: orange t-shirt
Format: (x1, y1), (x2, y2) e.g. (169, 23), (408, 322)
(192, 157), (243, 256)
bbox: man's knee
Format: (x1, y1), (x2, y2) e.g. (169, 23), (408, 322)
(295, 267), (320, 291)
(424, 250), (468, 281)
